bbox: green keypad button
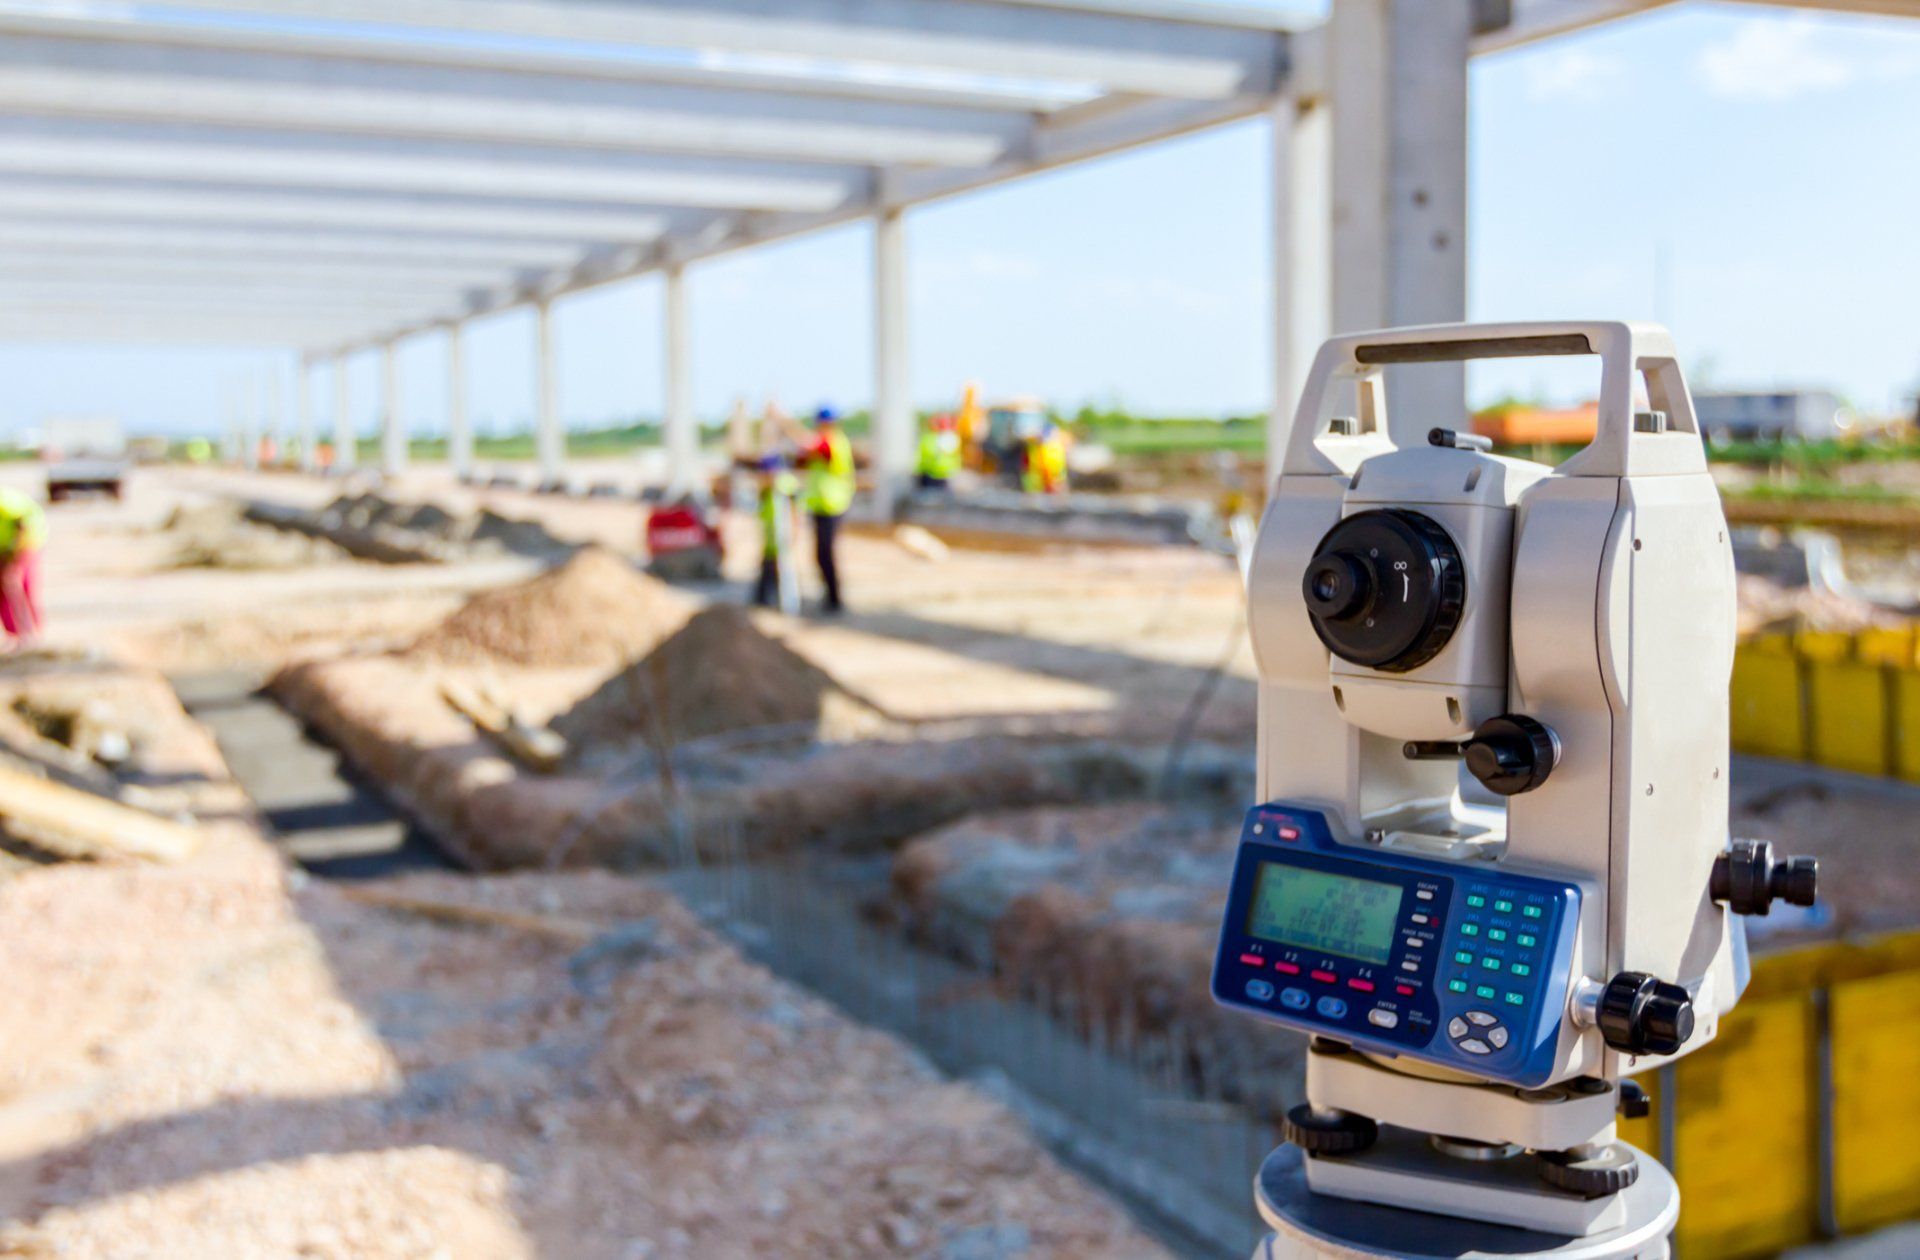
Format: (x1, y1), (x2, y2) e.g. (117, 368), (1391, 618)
(1510, 963), (1532, 977)
(1487, 929), (1507, 942)
(1494, 899), (1514, 913)
(1518, 934), (1538, 948)
(1466, 895), (1486, 908)
(1480, 957), (1501, 971)
(1523, 905), (1544, 919)
(1461, 923), (1479, 936)
(1475, 985), (1497, 1000)
(1504, 992), (1526, 1006)
(1453, 951), (1474, 965)
(1448, 979), (1468, 994)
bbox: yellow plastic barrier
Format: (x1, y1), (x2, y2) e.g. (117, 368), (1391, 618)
(1730, 634), (1805, 761)
(1619, 932), (1920, 1258)
(1732, 623), (1920, 778)
(1798, 630), (1888, 776)
(1898, 671), (1920, 783)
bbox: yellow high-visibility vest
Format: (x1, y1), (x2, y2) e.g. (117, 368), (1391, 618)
(804, 428), (855, 517)
(0, 488), (47, 555)
(917, 430), (961, 480)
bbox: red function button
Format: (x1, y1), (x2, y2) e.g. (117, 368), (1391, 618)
(1273, 961), (1302, 976)
(1347, 978), (1376, 993)
(1396, 984), (1417, 996)
(1277, 825), (1301, 841)
(1239, 953), (1265, 968)
(1310, 969), (1338, 984)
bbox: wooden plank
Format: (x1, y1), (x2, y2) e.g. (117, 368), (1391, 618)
(0, 762), (200, 864)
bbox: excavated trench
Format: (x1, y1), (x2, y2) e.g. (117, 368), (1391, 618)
(171, 670), (455, 879)
(173, 670), (1282, 1257)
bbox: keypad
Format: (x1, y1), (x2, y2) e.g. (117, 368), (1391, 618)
(1440, 882), (1554, 1052)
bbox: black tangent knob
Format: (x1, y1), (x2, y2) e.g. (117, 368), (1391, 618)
(1711, 839), (1819, 916)
(1597, 972), (1695, 1057)
(1463, 714), (1560, 796)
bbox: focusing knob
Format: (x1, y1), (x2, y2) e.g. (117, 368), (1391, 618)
(1463, 714), (1560, 796)
(1302, 509), (1465, 674)
(1597, 972), (1695, 1057)
(1711, 839), (1819, 916)
(1537, 1143), (1641, 1198)
(1282, 1104), (1378, 1156)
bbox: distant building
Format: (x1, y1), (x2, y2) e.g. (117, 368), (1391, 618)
(1693, 391), (1850, 443)
(1471, 402), (1598, 446)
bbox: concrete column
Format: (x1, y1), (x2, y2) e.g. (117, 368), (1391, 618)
(872, 206), (912, 517)
(239, 376), (260, 472)
(1330, 0), (1472, 438)
(332, 355), (356, 473)
(262, 367), (282, 465)
(534, 300), (564, 489)
(1269, 92), (1332, 481)
(663, 264), (698, 495)
(381, 340), (406, 478)
(296, 355), (317, 473)
(447, 323), (473, 482)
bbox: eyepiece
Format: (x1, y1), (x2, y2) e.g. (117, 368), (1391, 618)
(1303, 553), (1373, 620)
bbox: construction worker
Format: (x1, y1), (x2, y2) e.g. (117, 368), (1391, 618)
(750, 455), (799, 609)
(1022, 421), (1070, 496)
(780, 404), (855, 615)
(0, 485), (47, 648)
(915, 413), (962, 491)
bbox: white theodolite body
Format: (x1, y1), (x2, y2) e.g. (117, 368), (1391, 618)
(1218, 323), (1819, 1242)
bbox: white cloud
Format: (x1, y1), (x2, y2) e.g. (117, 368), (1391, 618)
(1523, 48), (1626, 104)
(1699, 15), (1854, 101)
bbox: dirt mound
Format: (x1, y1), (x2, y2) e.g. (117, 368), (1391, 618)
(554, 605), (869, 750)
(165, 500), (345, 571)
(410, 547), (695, 668)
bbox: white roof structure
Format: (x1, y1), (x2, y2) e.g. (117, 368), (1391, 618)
(0, 0), (1305, 353)
(1, 0), (1911, 494)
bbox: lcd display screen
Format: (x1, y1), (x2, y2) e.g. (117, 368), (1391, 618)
(1245, 863), (1402, 965)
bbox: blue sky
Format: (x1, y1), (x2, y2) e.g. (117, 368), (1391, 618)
(2, 1), (1918, 438)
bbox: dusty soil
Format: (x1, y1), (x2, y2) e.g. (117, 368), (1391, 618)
(164, 500), (350, 571)
(0, 651), (1169, 1259)
(1737, 573), (1910, 637)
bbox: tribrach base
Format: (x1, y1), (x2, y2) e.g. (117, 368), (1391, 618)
(1253, 1141), (1677, 1260)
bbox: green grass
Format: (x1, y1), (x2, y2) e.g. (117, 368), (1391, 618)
(1728, 480), (1920, 506)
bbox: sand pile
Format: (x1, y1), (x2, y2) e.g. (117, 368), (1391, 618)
(410, 547), (695, 668)
(554, 605), (879, 750)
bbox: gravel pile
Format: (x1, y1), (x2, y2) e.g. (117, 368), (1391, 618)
(552, 605), (881, 752)
(409, 547), (696, 669)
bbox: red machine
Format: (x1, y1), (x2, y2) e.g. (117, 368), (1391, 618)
(645, 498), (724, 582)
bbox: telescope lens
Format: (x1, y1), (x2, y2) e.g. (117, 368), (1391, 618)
(1302, 509), (1465, 673)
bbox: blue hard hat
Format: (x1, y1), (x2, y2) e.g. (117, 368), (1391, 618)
(813, 405), (839, 424)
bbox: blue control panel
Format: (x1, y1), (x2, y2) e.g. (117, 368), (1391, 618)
(1211, 802), (1581, 1088)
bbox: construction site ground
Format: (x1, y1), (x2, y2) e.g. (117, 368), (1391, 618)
(2, 460), (1913, 1258)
